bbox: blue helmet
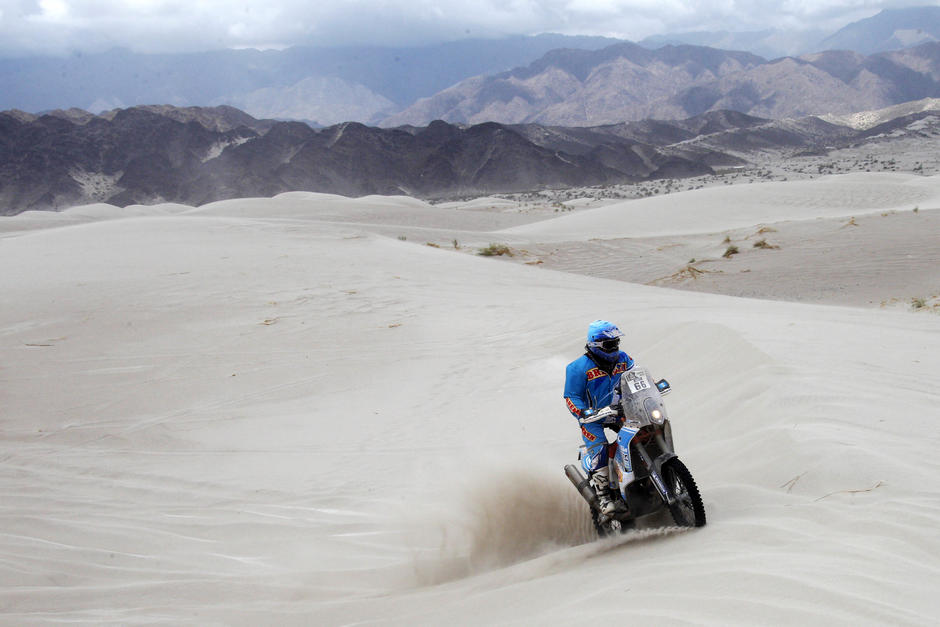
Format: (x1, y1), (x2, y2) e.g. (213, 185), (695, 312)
(586, 319), (623, 360)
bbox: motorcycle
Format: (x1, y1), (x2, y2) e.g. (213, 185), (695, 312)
(564, 366), (706, 535)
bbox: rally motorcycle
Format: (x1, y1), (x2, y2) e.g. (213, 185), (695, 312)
(565, 366), (706, 535)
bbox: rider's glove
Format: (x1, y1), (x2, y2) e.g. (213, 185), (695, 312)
(602, 404), (623, 429)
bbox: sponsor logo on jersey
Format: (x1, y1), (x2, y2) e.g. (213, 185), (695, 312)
(581, 426), (597, 442)
(565, 397), (581, 416)
(587, 362), (630, 379)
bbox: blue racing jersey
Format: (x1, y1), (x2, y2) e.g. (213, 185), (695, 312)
(564, 351), (634, 419)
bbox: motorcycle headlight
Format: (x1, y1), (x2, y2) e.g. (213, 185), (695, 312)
(644, 397), (666, 425)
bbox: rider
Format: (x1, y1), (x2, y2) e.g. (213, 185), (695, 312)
(564, 320), (635, 520)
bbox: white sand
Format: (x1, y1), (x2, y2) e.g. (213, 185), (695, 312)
(1, 174), (939, 624)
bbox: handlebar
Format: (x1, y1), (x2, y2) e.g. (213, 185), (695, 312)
(579, 405), (619, 425)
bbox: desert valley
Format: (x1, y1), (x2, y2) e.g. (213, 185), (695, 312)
(2, 130), (939, 623)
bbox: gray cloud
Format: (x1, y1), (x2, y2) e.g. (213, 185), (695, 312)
(0, 0), (930, 57)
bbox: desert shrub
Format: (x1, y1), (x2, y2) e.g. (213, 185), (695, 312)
(478, 243), (513, 257)
(912, 297), (927, 310)
(723, 245), (739, 258)
(753, 239), (779, 249)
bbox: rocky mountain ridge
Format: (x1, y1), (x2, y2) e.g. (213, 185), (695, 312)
(1, 102), (937, 215)
(6, 104), (277, 134)
(384, 41), (940, 127)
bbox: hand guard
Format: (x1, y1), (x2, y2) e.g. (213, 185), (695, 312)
(579, 404), (622, 427)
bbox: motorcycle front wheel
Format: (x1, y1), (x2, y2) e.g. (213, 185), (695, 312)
(662, 458), (706, 527)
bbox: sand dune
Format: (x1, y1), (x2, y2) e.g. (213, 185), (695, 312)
(1, 173), (938, 624)
(499, 173), (940, 240)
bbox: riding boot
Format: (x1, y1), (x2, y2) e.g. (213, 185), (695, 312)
(589, 466), (618, 520)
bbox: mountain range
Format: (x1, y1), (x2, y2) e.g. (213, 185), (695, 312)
(3, 102), (937, 215)
(1, 7), (938, 126)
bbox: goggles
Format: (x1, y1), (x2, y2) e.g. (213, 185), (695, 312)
(589, 337), (620, 353)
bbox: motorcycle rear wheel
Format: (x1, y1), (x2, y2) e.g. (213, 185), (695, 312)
(662, 458), (706, 527)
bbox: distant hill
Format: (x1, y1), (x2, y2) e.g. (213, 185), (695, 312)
(639, 28), (826, 60)
(640, 6), (940, 59)
(820, 6), (940, 55)
(820, 97), (940, 129)
(383, 42), (940, 127)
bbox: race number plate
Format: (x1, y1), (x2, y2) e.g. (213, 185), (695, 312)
(624, 371), (651, 394)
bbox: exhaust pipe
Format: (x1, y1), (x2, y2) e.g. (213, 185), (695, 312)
(565, 464), (599, 509)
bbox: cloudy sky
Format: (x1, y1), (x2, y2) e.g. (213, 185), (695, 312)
(0, 0), (933, 57)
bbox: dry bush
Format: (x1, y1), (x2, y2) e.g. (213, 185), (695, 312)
(652, 264), (720, 284)
(753, 239), (780, 250)
(478, 243), (513, 257)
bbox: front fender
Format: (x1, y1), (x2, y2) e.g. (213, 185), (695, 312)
(651, 451), (677, 477)
(634, 444), (678, 506)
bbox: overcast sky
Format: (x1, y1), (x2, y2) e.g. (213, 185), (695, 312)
(0, 0), (933, 57)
